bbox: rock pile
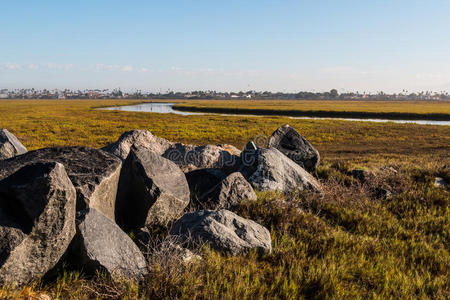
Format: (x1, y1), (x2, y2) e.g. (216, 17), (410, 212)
(0, 125), (320, 285)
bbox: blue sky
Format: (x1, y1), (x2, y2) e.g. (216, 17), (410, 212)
(1, 0), (450, 92)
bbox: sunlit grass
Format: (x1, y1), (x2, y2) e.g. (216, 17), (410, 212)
(0, 100), (448, 299)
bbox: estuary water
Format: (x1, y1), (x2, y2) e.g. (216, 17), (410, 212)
(100, 102), (450, 126)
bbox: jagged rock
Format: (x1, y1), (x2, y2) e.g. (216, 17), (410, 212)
(0, 129), (27, 160)
(70, 208), (147, 280)
(102, 129), (172, 160)
(185, 168), (227, 203)
(0, 162), (76, 286)
(171, 209), (271, 256)
(116, 147), (190, 229)
(218, 144), (242, 156)
(162, 143), (240, 173)
(197, 172), (257, 210)
(351, 169), (374, 183)
(268, 125), (320, 173)
(0, 147), (121, 221)
(239, 141), (260, 178)
(247, 148), (321, 193)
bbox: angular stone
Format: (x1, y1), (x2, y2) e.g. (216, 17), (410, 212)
(0, 162), (76, 286)
(0, 129), (27, 160)
(247, 148), (322, 193)
(70, 208), (147, 280)
(102, 129), (172, 160)
(268, 125), (320, 173)
(162, 143), (240, 173)
(239, 141), (260, 178)
(185, 168), (227, 204)
(197, 172), (257, 210)
(171, 209), (271, 256)
(116, 147), (190, 230)
(0, 147), (122, 221)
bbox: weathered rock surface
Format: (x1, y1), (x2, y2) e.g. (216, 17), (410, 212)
(0, 147), (121, 221)
(185, 168), (227, 203)
(268, 125), (320, 173)
(171, 209), (271, 256)
(116, 147), (190, 229)
(0, 129), (27, 160)
(70, 208), (147, 280)
(239, 141), (260, 178)
(247, 148), (322, 193)
(0, 162), (76, 286)
(197, 172), (257, 210)
(162, 143), (240, 173)
(102, 129), (172, 160)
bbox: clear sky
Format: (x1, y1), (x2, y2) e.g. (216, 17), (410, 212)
(1, 0), (450, 93)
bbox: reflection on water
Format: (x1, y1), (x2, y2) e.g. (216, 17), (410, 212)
(100, 102), (450, 126)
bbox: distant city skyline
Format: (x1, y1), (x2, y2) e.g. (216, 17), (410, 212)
(2, 1), (450, 93)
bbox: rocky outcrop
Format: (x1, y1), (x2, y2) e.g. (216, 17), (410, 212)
(102, 129), (172, 160)
(0, 162), (76, 286)
(185, 168), (227, 203)
(197, 172), (257, 210)
(70, 208), (147, 280)
(246, 148), (321, 193)
(0, 129), (27, 160)
(0, 147), (122, 221)
(268, 125), (320, 173)
(171, 209), (271, 256)
(116, 147), (190, 229)
(239, 141), (260, 178)
(162, 143), (240, 173)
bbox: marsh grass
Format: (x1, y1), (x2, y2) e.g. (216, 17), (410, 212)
(0, 100), (448, 299)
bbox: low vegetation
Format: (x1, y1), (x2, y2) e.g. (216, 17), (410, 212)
(0, 100), (448, 299)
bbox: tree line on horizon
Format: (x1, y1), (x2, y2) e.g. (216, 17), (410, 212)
(1, 88), (449, 100)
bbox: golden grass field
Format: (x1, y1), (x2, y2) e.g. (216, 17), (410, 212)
(174, 99), (450, 114)
(173, 100), (450, 120)
(0, 99), (449, 299)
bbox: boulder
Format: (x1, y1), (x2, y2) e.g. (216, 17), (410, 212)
(70, 208), (147, 280)
(116, 147), (190, 230)
(0, 129), (27, 160)
(0, 162), (76, 286)
(162, 143), (240, 173)
(0, 147), (122, 221)
(197, 172), (257, 210)
(171, 209), (271, 256)
(185, 168), (227, 203)
(247, 148), (322, 193)
(239, 141), (260, 178)
(268, 125), (320, 173)
(102, 129), (172, 160)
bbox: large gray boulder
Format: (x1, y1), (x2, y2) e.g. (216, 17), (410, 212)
(162, 143), (240, 173)
(185, 168), (227, 204)
(171, 209), (271, 256)
(0, 129), (27, 160)
(102, 129), (172, 160)
(247, 148), (321, 193)
(268, 125), (320, 173)
(239, 141), (260, 178)
(116, 147), (190, 230)
(0, 162), (76, 286)
(0, 147), (122, 221)
(197, 172), (257, 210)
(70, 208), (147, 280)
